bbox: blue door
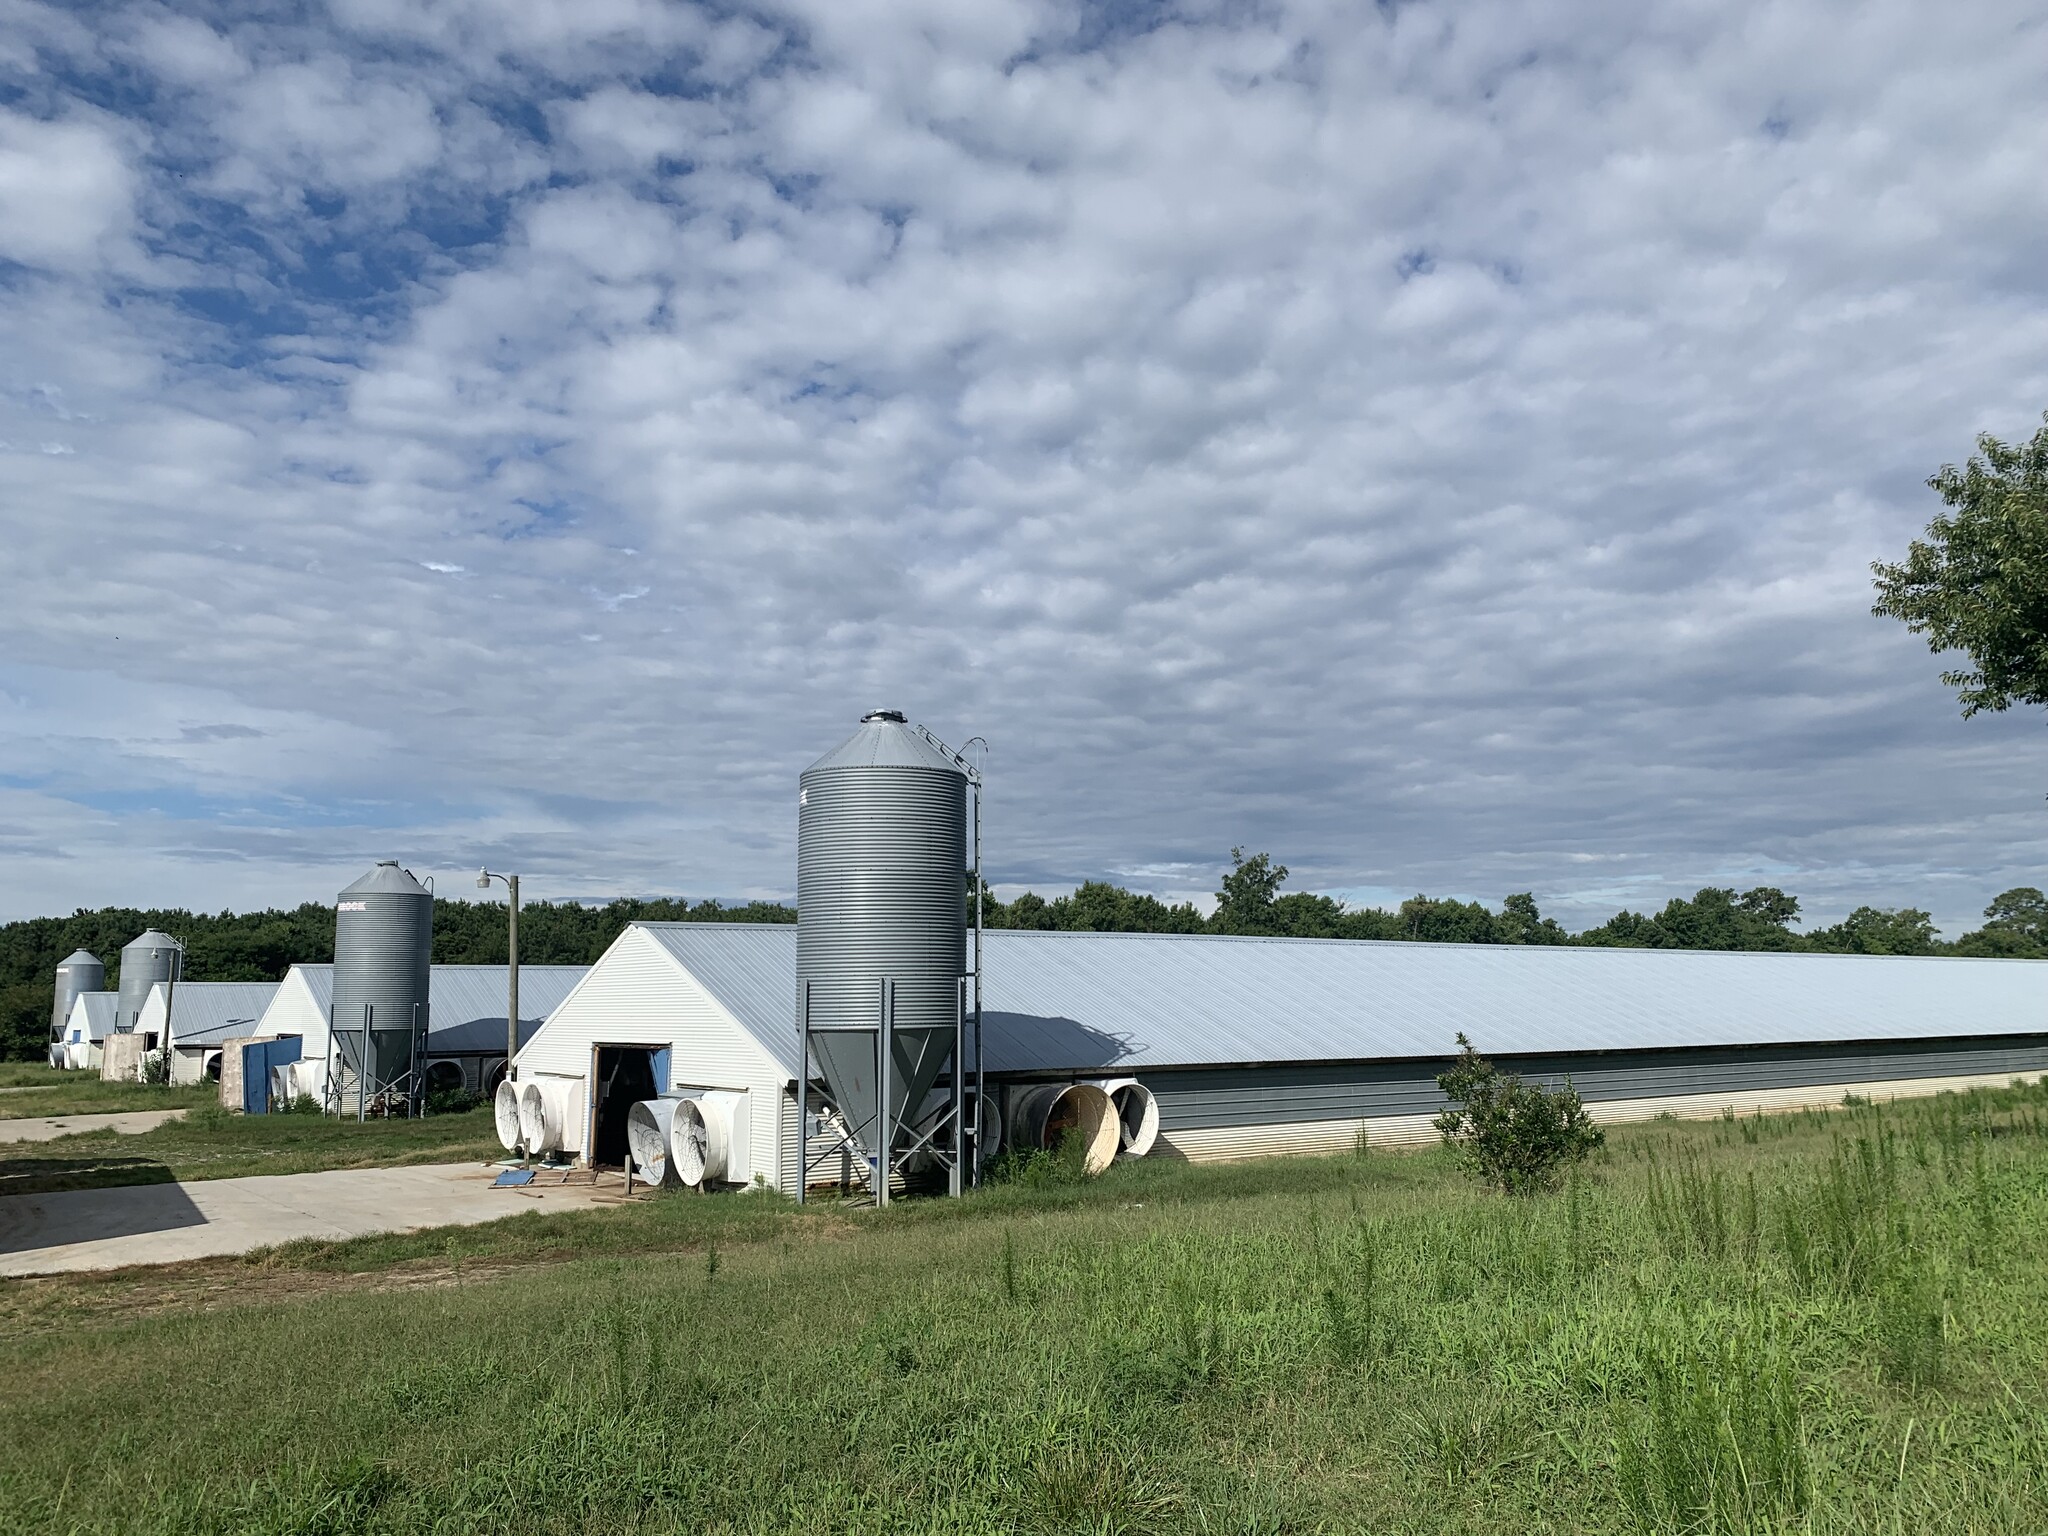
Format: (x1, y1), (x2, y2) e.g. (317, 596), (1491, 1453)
(242, 1037), (304, 1114)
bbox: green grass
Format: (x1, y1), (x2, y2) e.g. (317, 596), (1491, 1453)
(0, 1068), (217, 1121)
(0, 1062), (68, 1088)
(0, 1102), (505, 1197)
(4, 1082), (2048, 1534)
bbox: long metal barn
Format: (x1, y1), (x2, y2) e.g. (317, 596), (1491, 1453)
(510, 920), (2048, 1188)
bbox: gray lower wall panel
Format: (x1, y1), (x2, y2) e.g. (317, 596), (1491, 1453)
(1129, 1035), (2048, 1134)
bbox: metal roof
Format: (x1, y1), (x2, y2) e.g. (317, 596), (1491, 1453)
(803, 713), (967, 776)
(338, 861), (432, 897)
(635, 923), (2048, 1076)
(284, 963), (587, 1047)
(68, 992), (116, 1041)
(156, 982), (282, 1048)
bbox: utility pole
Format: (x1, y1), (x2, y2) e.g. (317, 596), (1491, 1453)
(477, 869), (521, 1078)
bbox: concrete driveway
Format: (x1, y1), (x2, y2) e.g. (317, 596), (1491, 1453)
(0, 1110), (188, 1143)
(0, 1163), (627, 1276)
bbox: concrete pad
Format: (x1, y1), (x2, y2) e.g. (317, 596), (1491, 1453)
(0, 1110), (188, 1143)
(0, 1163), (626, 1276)
(0, 1085), (61, 1095)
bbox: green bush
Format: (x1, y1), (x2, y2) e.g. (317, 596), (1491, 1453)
(986, 1128), (1092, 1187)
(1433, 1033), (1604, 1194)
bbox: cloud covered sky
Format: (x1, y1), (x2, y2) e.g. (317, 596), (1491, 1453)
(2, 0), (2046, 935)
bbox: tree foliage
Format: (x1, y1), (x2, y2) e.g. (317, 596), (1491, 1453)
(1433, 1032), (1605, 1194)
(1872, 415), (2048, 717)
(0, 895), (796, 1061)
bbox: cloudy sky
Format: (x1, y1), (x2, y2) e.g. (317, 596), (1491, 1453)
(2, 1), (2045, 935)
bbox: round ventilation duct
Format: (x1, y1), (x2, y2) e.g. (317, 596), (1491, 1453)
(517, 1079), (576, 1153)
(493, 1080), (522, 1151)
(627, 1098), (680, 1186)
(668, 1092), (750, 1188)
(1096, 1078), (1160, 1158)
(1007, 1083), (1119, 1175)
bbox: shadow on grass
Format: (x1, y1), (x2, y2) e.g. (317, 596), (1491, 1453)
(0, 1154), (179, 1201)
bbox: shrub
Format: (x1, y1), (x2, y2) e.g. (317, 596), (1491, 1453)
(1433, 1033), (1604, 1194)
(425, 1086), (483, 1116)
(986, 1128), (1092, 1188)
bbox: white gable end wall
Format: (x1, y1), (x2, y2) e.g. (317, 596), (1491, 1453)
(260, 968), (328, 1053)
(514, 925), (788, 1184)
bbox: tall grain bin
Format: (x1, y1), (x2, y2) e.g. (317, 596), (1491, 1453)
(798, 710), (969, 1167)
(331, 861), (433, 1096)
(51, 949), (104, 1055)
(116, 931), (183, 1034)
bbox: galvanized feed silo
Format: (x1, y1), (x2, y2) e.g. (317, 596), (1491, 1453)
(52, 949), (104, 1051)
(116, 931), (183, 1033)
(331, 861), (433, 1095)
(798, 709), (969, 1166)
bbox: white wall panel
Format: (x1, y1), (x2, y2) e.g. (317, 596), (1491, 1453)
(514, 926), (788, 1183)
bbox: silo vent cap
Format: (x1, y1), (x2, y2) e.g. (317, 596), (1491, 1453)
(862, 708), (907, 723)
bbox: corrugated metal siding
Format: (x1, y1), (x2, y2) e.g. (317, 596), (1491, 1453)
(1136, 1036), (2048, 1133)
(634, 923), (2048, 1074)
(1159, 1069), (2048, 1162)
(514, 927), (786, 1184)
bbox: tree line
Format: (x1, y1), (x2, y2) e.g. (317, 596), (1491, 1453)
(982, 849), (2048, 961)
(4, 856), (2042, 1060)
(0, 896), (791, 1062)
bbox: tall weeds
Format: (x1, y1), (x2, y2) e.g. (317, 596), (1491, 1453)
(1615, 1328), (1809, 1534)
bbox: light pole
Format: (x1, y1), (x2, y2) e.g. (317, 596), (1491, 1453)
(477, 869), (520, 1082)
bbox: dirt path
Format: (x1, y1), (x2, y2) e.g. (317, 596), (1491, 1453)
(0, 1162), (619, 1277)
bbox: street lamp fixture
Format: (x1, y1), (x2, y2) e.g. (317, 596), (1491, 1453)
(477, 868), (520, 1082)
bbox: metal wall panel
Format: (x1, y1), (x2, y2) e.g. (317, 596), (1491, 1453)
(1141, 1036), (2048, 1133)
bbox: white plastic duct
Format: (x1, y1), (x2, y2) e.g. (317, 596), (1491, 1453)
(970, 1086), (1002, 1165)
(1007, 1083), (1119, 1175)
(493, 1079), (522, 1151)
(627, 1097), (679, 1186)
(668, 1090), (753, 1188)
(1095, 1077), (1160, 1158)
(518, 1077), (578, 1153)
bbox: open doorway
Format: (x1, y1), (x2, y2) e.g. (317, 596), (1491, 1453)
(591, 1046), (661, 1168)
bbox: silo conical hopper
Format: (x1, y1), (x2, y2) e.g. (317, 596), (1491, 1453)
(797, 709), (968, 1167)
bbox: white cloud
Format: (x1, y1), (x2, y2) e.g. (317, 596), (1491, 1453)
(0, 110), (135, 268)
(0, 0), (2044, 937)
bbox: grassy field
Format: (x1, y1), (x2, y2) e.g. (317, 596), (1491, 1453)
(0, 1064), (218, 1121)
(3, 1082), (2047, 1534)
(0, 1101), (505, 1197)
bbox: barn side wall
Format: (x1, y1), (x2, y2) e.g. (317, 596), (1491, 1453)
(1111, 1034), (2048, 1163)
